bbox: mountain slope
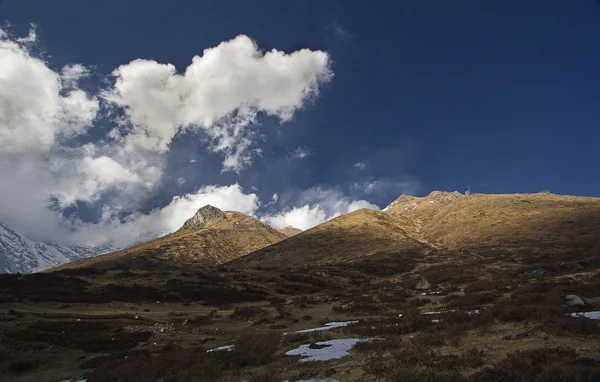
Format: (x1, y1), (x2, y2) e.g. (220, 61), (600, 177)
(0, 223), (111, 274)
(55, 205), (288, 270)
(276, 226), (302, 237)
(232, 208), (428, 268)
(384, 191), (600, 250)
(233, 191), (600, 269)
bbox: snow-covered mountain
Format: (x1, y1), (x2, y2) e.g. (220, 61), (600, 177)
(0, 223), (112, 274)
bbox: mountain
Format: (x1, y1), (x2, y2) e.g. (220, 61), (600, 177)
(233, 191), (600, 268)
(0, 223), (111, 274)
(3, 192), (600, 381)
(383, 191), (600, 250)
(54, 205), (288, 270)
(233, 208), (427, 268)
(276, 226), (302, 237)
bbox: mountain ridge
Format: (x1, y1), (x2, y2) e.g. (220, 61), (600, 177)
(52, 206), (289, 271)
(0, 223), (112, 274)
(232, 191), (600, 268)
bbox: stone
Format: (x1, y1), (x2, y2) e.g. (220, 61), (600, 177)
(557, 262), (584, 272)
(181, 205), (227, 230)
(565, 294), (586, 307)
(415, 277), (431, 290)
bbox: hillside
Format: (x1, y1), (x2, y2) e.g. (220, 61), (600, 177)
(276, 226), (303, 237)
(384, 191), (600, 250)
(54, 205), (287, 271)
(233, 208), (428, 268)
(2, 192), (600, 381)
(234, 191), (600, 269)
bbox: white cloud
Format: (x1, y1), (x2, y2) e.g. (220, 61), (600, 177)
(351, 179), (420, 196)
(353, 162), (366, 170)
(0, 26), (335, 249)
(289, 146), (312, 160)
(262, 187), (379, 230)
(63, 184), (261, 248)
(61, 63), (91, 88)
(103, 35), (332, 171)
(16, 24), (37, 44)
(0, 27), (99, 154)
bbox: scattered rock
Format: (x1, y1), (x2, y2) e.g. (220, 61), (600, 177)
(316, 271), (330, 278)
(565, 294), (586, 307)
(518, 268), (550, 277)
(414, 277), (431, 290)
(557, 262), (584, 272)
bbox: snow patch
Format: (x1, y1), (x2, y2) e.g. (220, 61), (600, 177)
(285, 338), (371, 362)
(569, 311), (600, 320)
(206, 344), (234, 352)
(290, 321), (359, 334)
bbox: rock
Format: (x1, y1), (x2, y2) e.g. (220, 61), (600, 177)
(315, 271), (329, 278)
(415, 277), (431, 290)
(180, 205), (226, 230)
(565, 294), (586, 307)
(557, 262), (584, 272)
(519, 268), (550, 277)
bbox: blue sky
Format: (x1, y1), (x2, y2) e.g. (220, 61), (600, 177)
(1, 0), (599, 246)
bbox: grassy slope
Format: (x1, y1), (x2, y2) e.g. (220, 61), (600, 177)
(2, 192), (600, 381)
(53, 212), (287, 271)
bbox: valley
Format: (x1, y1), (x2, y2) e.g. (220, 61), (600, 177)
(1, 192), (600, 381)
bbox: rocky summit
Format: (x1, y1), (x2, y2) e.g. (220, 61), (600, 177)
(180, 204), (227, 230)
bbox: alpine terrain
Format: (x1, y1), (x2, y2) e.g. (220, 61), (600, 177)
(0, 223), (112, 274)
(1, 192), (600, 382)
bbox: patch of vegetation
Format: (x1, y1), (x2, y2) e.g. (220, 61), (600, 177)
(473, 347), (600, 381)
(87, 331), (280, 382)
(1, 321), (151, 353)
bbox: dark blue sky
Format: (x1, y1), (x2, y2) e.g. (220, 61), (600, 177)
(2, 0), (600, 210)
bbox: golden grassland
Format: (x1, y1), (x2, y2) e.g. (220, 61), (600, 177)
(2, 192), (600, 381)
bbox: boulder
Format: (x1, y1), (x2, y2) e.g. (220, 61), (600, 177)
(565, 294), (586, 307)
(415, 277), (431, 290)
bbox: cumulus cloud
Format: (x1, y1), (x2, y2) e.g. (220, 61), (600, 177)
(77, 184), (260, 247)
(353, 162), (366, 170)
(262, 187), (379, 230)
(0, 26), (333, 248)
(0, 28), (99, 153)
(103, 35), (332, 171)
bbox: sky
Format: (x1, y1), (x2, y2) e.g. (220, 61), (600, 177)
(1, 0), (599, 248)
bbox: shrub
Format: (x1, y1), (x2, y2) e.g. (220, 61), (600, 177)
(472, 347), (600, 382)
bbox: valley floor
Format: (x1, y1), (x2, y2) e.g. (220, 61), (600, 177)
(1, 246), (600, 381)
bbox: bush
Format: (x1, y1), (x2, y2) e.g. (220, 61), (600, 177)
(229, 306), (268, 321)
(230, 330), (280, 367)
(472, 347), (600, 382)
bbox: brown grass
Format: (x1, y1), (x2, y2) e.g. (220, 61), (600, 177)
(53, 211), (287, 271)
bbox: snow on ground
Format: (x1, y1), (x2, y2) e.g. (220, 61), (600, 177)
(569, 311), (600, 320)
(291, 321), (359, 334)
(285, 338), (371, 362)
(206, 344), (234, 352)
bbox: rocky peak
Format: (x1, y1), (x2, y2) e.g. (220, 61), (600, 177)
(383, 191), (465, 212)
(181, 205), (227, 230)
